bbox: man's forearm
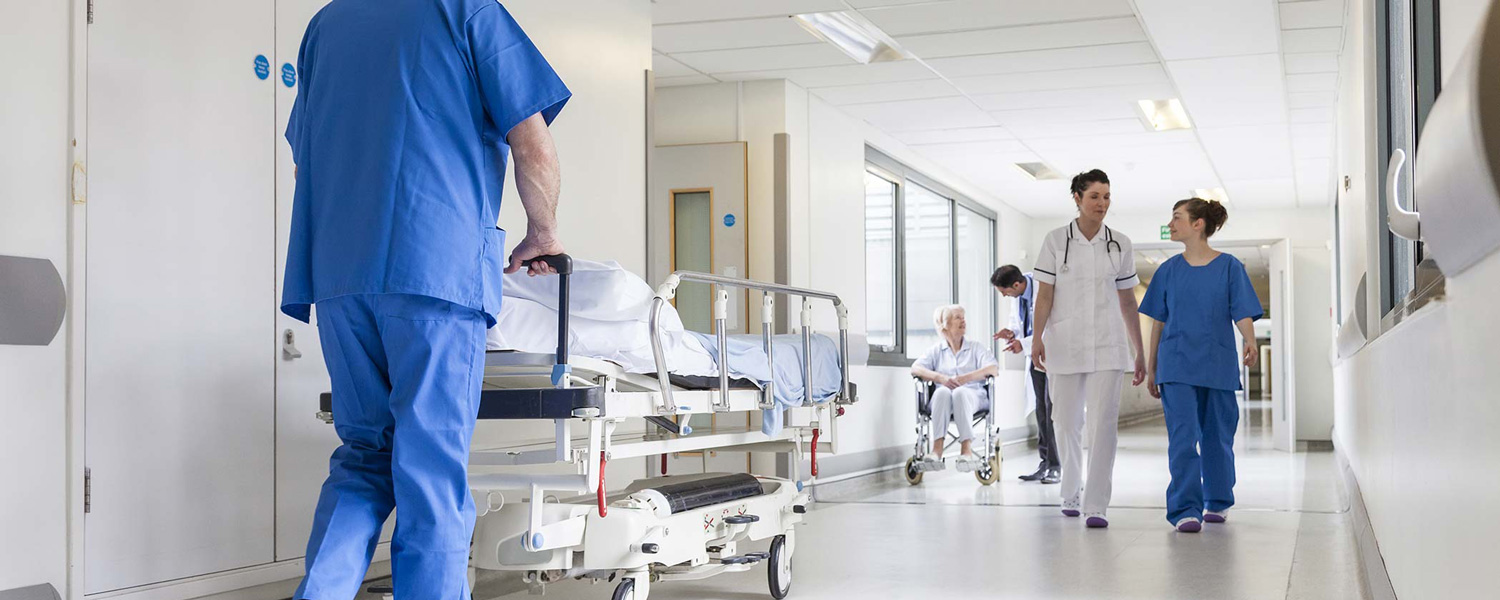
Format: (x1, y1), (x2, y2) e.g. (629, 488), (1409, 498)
(508, 113), (561, 236)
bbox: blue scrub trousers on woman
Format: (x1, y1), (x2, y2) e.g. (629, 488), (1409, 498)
(1160, 383), (1239, 524)
(295, 294), (487, 600)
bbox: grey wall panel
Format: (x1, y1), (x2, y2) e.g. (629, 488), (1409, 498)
(0, 255), (65, 346)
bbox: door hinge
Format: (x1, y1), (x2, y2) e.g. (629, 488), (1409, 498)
(87, 0), (94, 25)
(84, 467), (92, 514)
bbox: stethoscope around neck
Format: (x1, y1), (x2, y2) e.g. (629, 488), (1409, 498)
(1061, 220), (1122, 273)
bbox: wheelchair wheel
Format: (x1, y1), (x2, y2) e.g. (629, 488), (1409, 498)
(975, 444), (1002, 486)
(903, 456), (923, 485)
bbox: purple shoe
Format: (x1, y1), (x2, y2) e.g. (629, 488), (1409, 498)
(1176, 518), (1202, 533)
(1205, 510), (1228, 523)
(1062, 509), (1081, 517)
(1086, 516), (1109, 528)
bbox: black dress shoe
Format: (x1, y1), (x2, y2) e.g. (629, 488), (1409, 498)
(1041, 470), (1060, 484)
(1019, 466), (1048, 481)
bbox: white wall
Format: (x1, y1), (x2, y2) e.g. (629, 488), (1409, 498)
(654, 81), (1037, 472)
(0, 0), (72, 595)
(498, 0), (652, 275)
(1033, 208), (1336, 439)
(1332, 0), (1500, 597)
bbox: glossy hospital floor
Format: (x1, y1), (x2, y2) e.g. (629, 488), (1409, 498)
(399, 406), (1368, 600)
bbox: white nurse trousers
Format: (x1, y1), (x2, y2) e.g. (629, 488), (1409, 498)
(1049, 370), (1123, 516)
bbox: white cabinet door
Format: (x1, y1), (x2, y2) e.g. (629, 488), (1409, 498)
(272, 0), (394, 561)
(85, 1), (277, 592)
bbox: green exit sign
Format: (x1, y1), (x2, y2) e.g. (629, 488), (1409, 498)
(1160, 225), (1170, 240)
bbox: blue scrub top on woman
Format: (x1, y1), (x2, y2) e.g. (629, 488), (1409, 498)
(281, 0), (571, 326)
(1138, 253), (1264, 389)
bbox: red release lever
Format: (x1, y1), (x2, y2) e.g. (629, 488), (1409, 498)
(597, 453), (608, 518)
(661, 454), (668, 476)
(810, 428), (820, 478)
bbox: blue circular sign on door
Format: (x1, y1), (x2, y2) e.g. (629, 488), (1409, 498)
(254, 55), (271, 80)
(723, 214), (737, 227)
(281, 63), (297, 87)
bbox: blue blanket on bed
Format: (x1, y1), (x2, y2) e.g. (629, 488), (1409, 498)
(685, 332), (844, 435)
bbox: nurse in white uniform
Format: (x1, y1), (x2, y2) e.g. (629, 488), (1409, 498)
(1029, 169), (1147, 528)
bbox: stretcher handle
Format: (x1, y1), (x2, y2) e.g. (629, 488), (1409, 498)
(531, 254), (573, 367)
(597, 452), (608, 518)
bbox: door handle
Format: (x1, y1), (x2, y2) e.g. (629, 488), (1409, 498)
(1386, 149), (1421, 241)
(282, 329), (303, 360)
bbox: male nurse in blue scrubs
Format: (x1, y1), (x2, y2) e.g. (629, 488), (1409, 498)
(280, 2), (571, 598)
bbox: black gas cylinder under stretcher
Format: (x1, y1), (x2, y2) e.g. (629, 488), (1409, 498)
(649, 474), (764, 514)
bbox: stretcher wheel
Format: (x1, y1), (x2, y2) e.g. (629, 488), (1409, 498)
(768, 535), (791, 599)
(903, 456), (923, 486)
(974, 443), (1002, 486)
(613, 578), (638, 600)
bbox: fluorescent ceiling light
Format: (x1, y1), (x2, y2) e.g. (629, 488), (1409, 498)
(1137, 99), (1193, 131)
(1191, 187), (1230, 203)
(793, 12), (909, 64)
(1014, 162), (1064, 181)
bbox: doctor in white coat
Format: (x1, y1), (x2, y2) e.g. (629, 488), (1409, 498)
(1029, 169), (1147, 528)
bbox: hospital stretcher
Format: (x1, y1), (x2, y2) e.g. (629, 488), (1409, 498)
(316, 255), (857, 600)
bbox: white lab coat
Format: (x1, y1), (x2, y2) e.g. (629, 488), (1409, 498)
(1031, 221), (1140, 375)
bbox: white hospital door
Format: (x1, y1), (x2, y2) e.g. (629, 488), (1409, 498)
(85, 0), (277, 592)
(652, 143), (750, 334)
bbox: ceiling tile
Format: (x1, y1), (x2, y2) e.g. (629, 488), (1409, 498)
(858, 0), (1135, 37)
(1197, 126), (1294, 180)
(1167, 54), (1289, 128)
(895, 127), (1017, 145)
(1289, 106), (1335, 123)
(652, 54), (700, 78)
(1134, 0), (1280, 60)
(1223, 178), (1299, 208)
(1288, 90), (1339, 107)
(714, 59), (938, 87)
(811, 78), (962, 105)
(671, 43), (856, 74)
(1295, 157), (1335, 205)
(910, 139), (1033, 158)
(652, 0), (848, 25)
(970, 83), (1177, 111)
(924, 42), (1160, 79)
(840, 96), (999, 131)
(1279, 0), (1346, 30)
(989, 103), (1142, 125)
(1281, 27), (1343, 53)
(1025, 130), (1199, 152)
(1284, 52), (1340, 74)
(655, 74), (720, 88)
(652, 17), (818, 53)
(1006, 118), (1148, 139)
(1291, 123), (1335, 158)
(895, 17), (1147, 59)
(951, 63), (1169, 95)
(1286, 72), (1339, 93)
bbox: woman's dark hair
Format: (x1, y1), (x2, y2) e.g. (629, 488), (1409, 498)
(1069, 169), (1110, 198)
(1173, 197), (1229, 238)
(990, 265), (1024, 289)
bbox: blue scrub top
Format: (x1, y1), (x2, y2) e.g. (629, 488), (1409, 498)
(281, 0), (571, 326)
(1139, 253), (1264, 391)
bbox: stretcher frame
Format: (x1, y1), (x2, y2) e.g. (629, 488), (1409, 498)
(316, 258), (857, 600)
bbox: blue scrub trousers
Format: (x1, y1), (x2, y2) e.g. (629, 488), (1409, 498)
(1160, 383), (1238, 524)
(296, 294), (487, 600)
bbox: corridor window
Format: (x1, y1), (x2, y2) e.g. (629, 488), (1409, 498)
(864, 147), (998, 365)
(865, 170), (899, 351)
(1376, 0), (1438, 315)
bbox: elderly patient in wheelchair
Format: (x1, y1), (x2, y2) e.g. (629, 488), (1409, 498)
(910, 304), (1000, 473)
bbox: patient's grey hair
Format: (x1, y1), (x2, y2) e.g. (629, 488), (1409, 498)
(933, 304), (965, 333)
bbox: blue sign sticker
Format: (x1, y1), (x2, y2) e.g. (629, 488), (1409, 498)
(254, 55), (271, 80)
(723, 214), (736, 228)
(281, 63), (297, 88)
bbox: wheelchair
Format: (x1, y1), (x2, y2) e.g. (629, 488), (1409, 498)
(903, 376), (1002, 486)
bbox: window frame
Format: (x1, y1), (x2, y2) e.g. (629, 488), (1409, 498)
(864, 147), (998, 367)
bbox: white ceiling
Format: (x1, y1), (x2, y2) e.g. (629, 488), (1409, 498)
(651, 0), (1347, 218)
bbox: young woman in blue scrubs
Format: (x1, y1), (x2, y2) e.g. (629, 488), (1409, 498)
(1139, 199), (1263, 533)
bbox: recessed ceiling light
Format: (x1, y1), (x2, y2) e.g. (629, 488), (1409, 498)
(1014, 162), (1065, 181)
(1137, 99), (1193, 131)
(1191, 187), (1229, 203)
(793, 12), (909, 64)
